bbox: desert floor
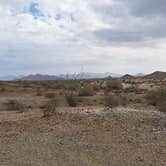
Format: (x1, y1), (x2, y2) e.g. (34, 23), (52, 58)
(1, 107), (166, 166)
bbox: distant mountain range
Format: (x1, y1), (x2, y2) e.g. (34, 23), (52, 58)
(0, 71), (165, 81)
(20, 74), (63, 81)
(18, 73), (122, 80)
(59, 72), (122, 79)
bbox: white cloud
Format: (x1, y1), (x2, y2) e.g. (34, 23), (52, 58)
(0, 0), (166, 75)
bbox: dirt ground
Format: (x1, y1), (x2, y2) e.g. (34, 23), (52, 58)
(0, 107), (166, 166)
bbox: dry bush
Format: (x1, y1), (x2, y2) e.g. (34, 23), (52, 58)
(63, 80), (81, 91)
(0, 88), (5, 92)
(124, 85), (139, 93)
(36, 91), (42, 96)
(93, 84), (101, 91)
(36, 88), (42, 96)
(64, 91), (77, 107)
(104, 94), (127, 108)
(146, 87), (166, 112)
(42, 99), (57, 117)
(78, 85), (94, 96)
(105, 80), (123, 92)
(124, 85), (146, 94)
(45, 92), (56, 99)
(6, 99), (28, 112)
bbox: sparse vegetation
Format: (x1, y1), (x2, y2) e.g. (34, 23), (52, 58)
(123, 85), (146, 94)
(0, 77), (166, 166)
(5, 99), (28, 112)
(104, 93), (127, 107)
(64, 91), (77, 107)
(78, 85), (94, 96)
(146, 86), (166, 112)
(45, 92), (56, 99)
(42, 99), (57, 117)
(106, 79), (123, 92)
(36, 88), (42, 96)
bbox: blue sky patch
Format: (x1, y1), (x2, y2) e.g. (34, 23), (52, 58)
(29, 2), (43, 18)
(55, 13), (61, 20)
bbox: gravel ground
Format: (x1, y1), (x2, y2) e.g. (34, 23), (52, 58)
(0, 107), (166, 166)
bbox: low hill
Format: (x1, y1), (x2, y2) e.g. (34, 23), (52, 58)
(121, 74), (134, 79)
(144, 71), (166, 79)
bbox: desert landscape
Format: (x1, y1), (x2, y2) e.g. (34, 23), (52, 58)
(1, 0), (166, 165)
(0, 71), (166, 166)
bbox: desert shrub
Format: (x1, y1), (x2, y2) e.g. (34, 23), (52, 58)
(124, 85), (138, 93)
(36, 91), (42, 96)
(123, 85), (146, 94)
(146, 87), (166, 112)
(78, 85), (94, 96)
(6, 99), (27, 112)
(63, 80), (81, 91)
(42, 99), (57, 117)
(0, 88), (5, 92)
(36, 88), (42, 96)
(93, 84), (101, 91)
(106, 80), (123, 92)
(64, 91), (77, 107)
(45, 92), (56, 99)
(158, 101), (166, 112)
(104, 94), (127, 107)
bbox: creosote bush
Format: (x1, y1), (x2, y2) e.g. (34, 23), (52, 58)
(106, 80), (123, 92)
(146, 87), (166, 112)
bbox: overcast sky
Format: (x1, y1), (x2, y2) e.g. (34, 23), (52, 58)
(0, 0), (166, 76)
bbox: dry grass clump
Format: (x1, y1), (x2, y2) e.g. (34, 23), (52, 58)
(104, 94), (127, 108)
(123, 85), (146, 94)
(62, 80), (81, 91)
(146, 87), (166, 112)
(36, 88), (42, 96)
(45, 92), (56, 99)
(5, 99), (29, 112)
(78, 85), (94, 96)
(42, 99), (57, 117)
(106, 80), (123, 92)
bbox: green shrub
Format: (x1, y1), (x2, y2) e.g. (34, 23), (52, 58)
(78, 85), (94, 96)
(106, 80), (123, 92)
(146, 87), (166, 112)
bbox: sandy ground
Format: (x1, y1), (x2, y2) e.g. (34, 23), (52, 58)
(0, 107), (166, 166)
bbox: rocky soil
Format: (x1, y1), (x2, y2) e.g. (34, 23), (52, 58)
(0, 107), (166, 166)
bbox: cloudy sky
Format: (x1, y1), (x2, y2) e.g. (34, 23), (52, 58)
(0, 0), (166, 76)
